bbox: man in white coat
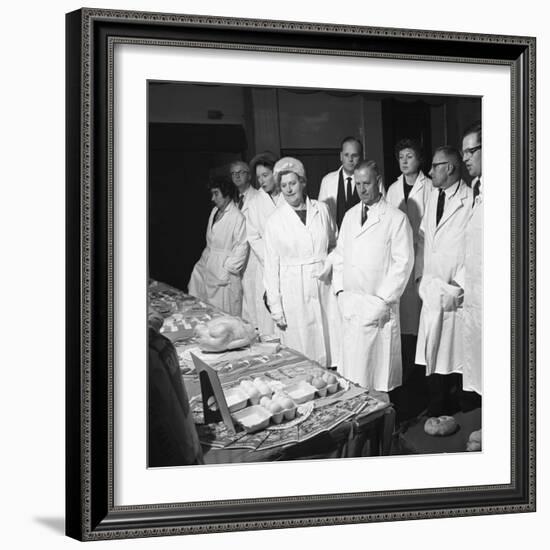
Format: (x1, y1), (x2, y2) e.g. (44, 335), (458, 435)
(415, 146), (473, 416)
(332, 160), (414, 391)
(457, 121), (483, 411)
(230, 160), (260, 327)
(318, 137), (362, 228)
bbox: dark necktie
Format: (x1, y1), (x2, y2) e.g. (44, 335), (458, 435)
(237, 194), (244, 210)
(346, 177), (352, 207)
(473, 179), (481, 206)
(361, 203), (369, 226)
(436, 188), (445, 226)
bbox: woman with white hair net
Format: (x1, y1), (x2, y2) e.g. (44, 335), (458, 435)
(263, 157), (340, 367)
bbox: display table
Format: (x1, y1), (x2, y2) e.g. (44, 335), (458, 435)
(149, 280), (395, 463)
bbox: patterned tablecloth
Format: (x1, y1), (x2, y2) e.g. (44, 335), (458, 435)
(149, 280), (392, 460)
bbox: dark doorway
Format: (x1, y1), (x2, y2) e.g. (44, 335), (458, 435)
(148, 123), (247, 290)
(382, 99), (432, 188)
(280, 149), (340, 199)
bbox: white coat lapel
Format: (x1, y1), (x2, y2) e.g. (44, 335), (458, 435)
(355, 200), (383, 238)
(281, 199), (309, 235)
(305, 197), (319, 229)
(409, 172), (427, 200)
(436, 181), (468, 231)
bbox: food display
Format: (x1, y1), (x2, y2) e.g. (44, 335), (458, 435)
(150, 280), (390, 453)
(424, 415), (459, 436)
(226, 372), (347, 432)
(195, 316), (257, 352)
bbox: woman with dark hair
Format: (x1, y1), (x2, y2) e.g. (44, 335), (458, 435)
(263, 157), (339, 367)
(187, 175), (249, 315)
(386, 138), (432, 340)
(244, 152), (285, 334)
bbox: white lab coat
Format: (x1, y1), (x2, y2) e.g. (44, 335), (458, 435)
(244, 189), (285, 335)
(332, 199), (414, 391)
(458, 178), (483, 394)
(188, 201), (249, 316)
(263, 198), (340, 367)
(238, 186), (261, 326)
(415, 180), (473, 376)
(386, 171), (432, 335)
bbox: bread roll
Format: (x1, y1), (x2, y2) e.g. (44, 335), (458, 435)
(424, 415), (459, 436)
(466, 429), (482, 451)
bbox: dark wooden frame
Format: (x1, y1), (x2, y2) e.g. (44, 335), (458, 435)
(66, 7), (536, 541)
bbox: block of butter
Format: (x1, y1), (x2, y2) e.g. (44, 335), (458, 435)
(250, 342), (281, 355)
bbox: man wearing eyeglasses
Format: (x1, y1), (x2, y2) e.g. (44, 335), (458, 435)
(415, 146), (473, 416)
(457, 121), (483, 411)
(229, 160), (260, 328)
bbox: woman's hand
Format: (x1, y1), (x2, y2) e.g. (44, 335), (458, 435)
(315, 261), (333, 283)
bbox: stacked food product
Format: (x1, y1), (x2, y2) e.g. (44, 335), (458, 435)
(218, 371), (345, 433)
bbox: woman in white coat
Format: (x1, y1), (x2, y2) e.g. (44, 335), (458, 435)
(245, 152), (285, 335)
(188, 176), (249, 316)
(263, 157), (339, 367)
(332, 161), (414, 391)
(386, 139), (432, 338)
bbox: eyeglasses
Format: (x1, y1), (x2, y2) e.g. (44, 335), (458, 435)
(230, 170), (249, 177)
(461, 145), (481, 158)
(431, 161), (449, 170)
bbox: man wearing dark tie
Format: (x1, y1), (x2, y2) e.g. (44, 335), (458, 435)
(332, 160), (413, 391)
(318, 136), (362, 228)
(415, 146), (473, 416)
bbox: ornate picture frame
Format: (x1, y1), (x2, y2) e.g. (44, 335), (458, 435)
(65, 8), (536, 541)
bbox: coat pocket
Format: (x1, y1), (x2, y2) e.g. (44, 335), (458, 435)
(341, 292), (389, 327)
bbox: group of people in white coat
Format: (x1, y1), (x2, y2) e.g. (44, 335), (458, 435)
(187, 126), (482, 417)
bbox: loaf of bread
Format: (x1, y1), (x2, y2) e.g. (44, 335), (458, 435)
(466, 429), (482, 451)
(195, 316), (257, 352)
(424, 415), (459, 436)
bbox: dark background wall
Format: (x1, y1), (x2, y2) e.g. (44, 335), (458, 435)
(148, 82), (480, 290)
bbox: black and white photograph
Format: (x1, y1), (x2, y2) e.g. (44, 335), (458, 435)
(147, 81), (483, 467)
(60, 3), (537, 543)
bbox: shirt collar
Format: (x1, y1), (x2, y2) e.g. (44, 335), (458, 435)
(239, 185), (252, 198)
(341, 167), (355, 180)
(362, 196), (382, 213)
(442, 179), (460, 198)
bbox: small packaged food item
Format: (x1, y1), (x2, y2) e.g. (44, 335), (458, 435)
(233, 405), (272, 433)
(259, 396), (272, 409)
(223, 387), (248, 413)
(311, 377), (328, 397)
(267, 401), (284, 424)
(285, 382), (316, 404)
